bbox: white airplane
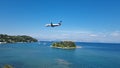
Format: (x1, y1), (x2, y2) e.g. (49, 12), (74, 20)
(45, 21), (62, 27)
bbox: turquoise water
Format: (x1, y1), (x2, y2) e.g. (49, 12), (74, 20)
(0, 42), (120, 68)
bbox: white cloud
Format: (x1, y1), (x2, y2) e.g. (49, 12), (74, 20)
(110, 31), (120, 37)
(89, 34), (98, 37)
(31, 30), (120, 43)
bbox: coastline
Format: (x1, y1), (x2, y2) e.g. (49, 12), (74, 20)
(0, 42), (7, 44)
(50, 45), (82, 49)
(0, 42), (36, 44)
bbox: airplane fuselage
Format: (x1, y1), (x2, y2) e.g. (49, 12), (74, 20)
(45, 22), (61, 27)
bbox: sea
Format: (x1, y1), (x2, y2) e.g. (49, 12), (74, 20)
(0, 41), (120, 68)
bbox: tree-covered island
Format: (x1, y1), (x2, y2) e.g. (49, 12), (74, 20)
(52, 41), (76, 49)
(0, 34), (38, 43)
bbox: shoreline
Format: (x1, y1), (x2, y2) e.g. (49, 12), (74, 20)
(50, 45), (82, 49)
(0, 42), (7, 44)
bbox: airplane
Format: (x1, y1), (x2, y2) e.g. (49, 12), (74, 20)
(45, 21), (62, 27)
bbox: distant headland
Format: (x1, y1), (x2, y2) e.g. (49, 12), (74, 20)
(0, 34), (38, 44)
(51, 41), (76, 49)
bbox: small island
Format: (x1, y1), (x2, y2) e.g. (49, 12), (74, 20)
(52, 41), (76, 49)
(0, 34), (38, 44)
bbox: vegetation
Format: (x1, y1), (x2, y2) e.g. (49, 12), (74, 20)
(52, 41), (76, 49)
(3, 64), (13, 68)
(0, 34), (38, 43)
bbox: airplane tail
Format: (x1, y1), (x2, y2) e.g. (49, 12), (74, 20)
(51, 22), (54, 27)
(58, 21), (62, 25)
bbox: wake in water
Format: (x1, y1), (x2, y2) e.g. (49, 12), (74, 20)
(55, 58), (72, 68)
(76, 46), (82, 48)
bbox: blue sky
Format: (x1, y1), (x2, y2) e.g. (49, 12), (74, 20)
(0, 0), (120, 43)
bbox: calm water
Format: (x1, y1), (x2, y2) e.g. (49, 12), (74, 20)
(0, 41), (120, 68)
